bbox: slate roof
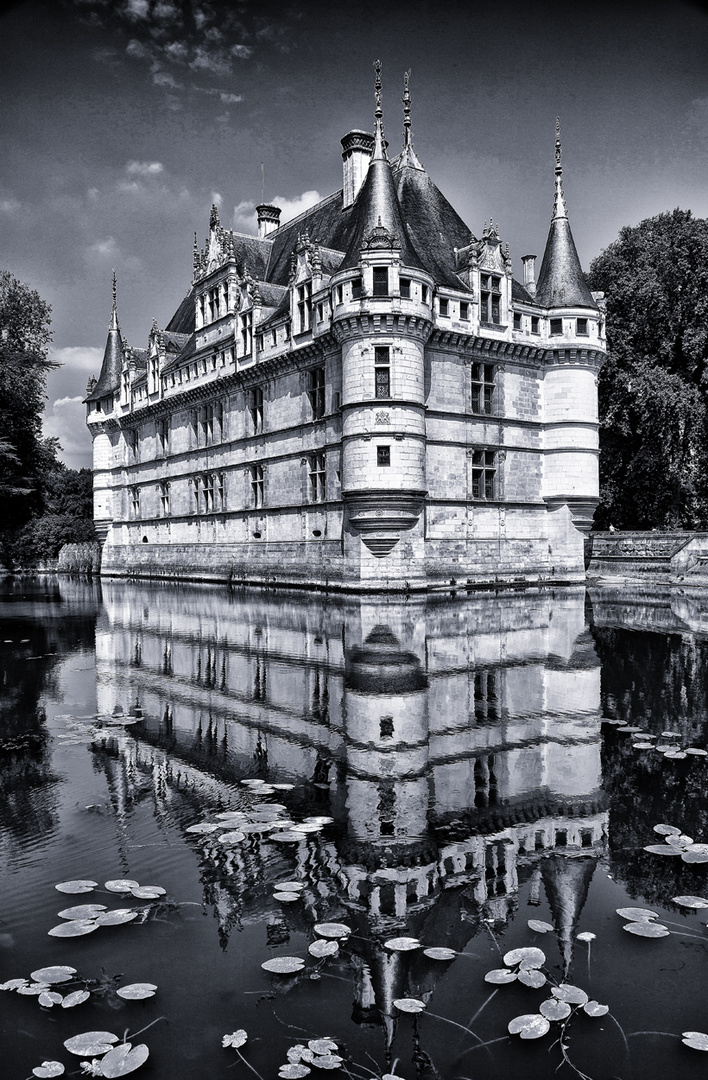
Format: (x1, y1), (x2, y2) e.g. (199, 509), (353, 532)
(166, 291), (196, 334)
(394, 163), (474, 290)
(535, 215), (597, 309)
(86, 321), (123, 401)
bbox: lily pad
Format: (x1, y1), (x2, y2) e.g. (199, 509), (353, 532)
(685, 748), (708, 756)
(303, 816), (333, 825)
(222, 1030), (248, 1049)
(0, 978), (28, 990)
(384, 936), (421, 952)
(584, 1001), (609, 1017)
(218, 831), (246, 844)
(313, 923), (351, 939)
(57, 904), (107, 920)
(393, 997), (426, 1013)
(308, 1056), (342, 1069)
(17, 983), (50, 995)
(309, 940), (339, 958)
(130, 886), (165, 900)
(32, 1063), (65, 1078)
(527, 919), (554, 933)
(30, 966), (77, 984)
(275, 881), (304, 892)
(104, 879), (140, 893)
(55, 880), (98, 894)
(64, 1031), (119, 1056)
(518, 968), (547, 988)
(616, 907), (659, 921)
(101, 1043), (149, 1077)
(485, 968), (517, 984)
(503, 947), (545, 969)
(576, 932), (596, 942)
(308, 1040), (338, 1055)
(682, 1031), (708, 1051)
(38, 991), (63, 1006)
(291, 823), (323, 833)
(508, 1013), (551, 1039)
(274, 892), (301, 902)
(95, 909), (138, 926)
(682, 849), (708, 864)
(185, 823), (219, 834)
(116, 983), (158, 1000)
(270, 831), (306, 842)
(48, 919), (99, 937)
(552, 984), (589, 1005)
(653, 824), (681, 836)
(623, 921), (670, 937)
(62, 990), (90, 1007)
(672, 895), (708, 908)
(262, 956), (306, 974)
(423, 947), (456, 961)
(279, 1066), (311, 1079)
(644, 844), (682, 856)
(540, 998), (571, 1021)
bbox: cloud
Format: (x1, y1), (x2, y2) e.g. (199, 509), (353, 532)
(189, 45), (232, 76)
(0, 195), (20, 214)
(232, 190), (323, 235)
(163, 40), (189, 62)
(43, 395), (94, 471)
(220, 92), (243, 104)
(126, 160), (164, 175)
(125, 0), (150, 20)
(89, 236), (120, 257)
(152, 69), (182, 88)
(153, 1), (180, 20)
(230, 44), (253, 59)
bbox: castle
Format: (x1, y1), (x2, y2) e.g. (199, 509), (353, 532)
(86, 65), (605, 591)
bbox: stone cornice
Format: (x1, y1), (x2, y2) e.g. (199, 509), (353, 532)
(332, 311), (433, 344)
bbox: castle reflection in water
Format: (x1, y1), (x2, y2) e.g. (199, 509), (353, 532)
(91, 582), (606, 1019)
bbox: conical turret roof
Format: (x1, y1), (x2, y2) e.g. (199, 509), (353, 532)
(541, 854), (598, 977)
(86, 270), (124, 401)
(535, 121), (596, 310)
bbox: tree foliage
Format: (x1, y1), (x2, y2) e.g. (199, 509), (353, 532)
(588, 209), (708, 529)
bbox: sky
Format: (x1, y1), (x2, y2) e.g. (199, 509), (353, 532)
(1, 0), (707, 469)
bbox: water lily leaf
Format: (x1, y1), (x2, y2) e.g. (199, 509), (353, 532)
(661, 731), (680, 738)
(32, 1062), (65, 1077)
(262, 956), (306, 974)
(313, 923), (351, 939)
(618, 726), (642, 733)
(95, 909), (138, 926)
(17, 983), (50, 995)
(540, 998), (571, 1021)
(290, 823), (323, 833)
(503, 947), (545, 969)
(303, 816), (333, 825)
(222, 1030), (248, 1049)
(653, 824), (681, 836)
(308, 1040), (338, 1055)
(673, 895), (708, 908)
(665, 751), (687, 759)
(623, 922), (670, 937)
(279, 1067), (311, 1079)
(423, 947), (456, 961)
(62, 990), (90, 1008)
(100, 1043), (149, 1077)
(48, 919), (99, 937)
(685, 748), (708, 756)
(393, 998), (426, 1013)
(644, 844), (682, 856)
(216, 810), (248, 820)
(130, 886), (165, 900)
(527, 920), (554, 933)
(0, 977), (28, 990)
(241, 778), (267, 785)
(31, 966), (77, 984)
(485, 968), (517, 984)
(58, 904), (107, 920)
(616, 907), (659, 921)
(309, 940), (339, 958)
(218, 831), (246, 844)
(274, 892), (301, 902)
(633, 743), (654, 750)
(576, 932), (596, 943)
(270, 831), (306, 842)
(275, 882), (304, 892)
(64, 1031), (120, 1056)
(116, 983), (157, 1000)
(309, 1056), (342, 1070)
(287, 1046), (307, 1063)
(584, 1001), (609, 1017)
(104, 880), (140, 893)
(271, 783), (295, 791)
(682, 849), (708, 864)
(384, 937), (421, 952)
(55, 880), (98, 894)
(185, 823), (219, 834)
(508, 1013), (551, 1039)
(682, 1031), (708, 1051)
(552, 984), (589, 1005)
(38, 991), (64, 1006)
(518, 968), (547, 988)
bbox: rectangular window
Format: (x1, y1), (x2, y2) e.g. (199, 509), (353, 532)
(158, 418), (170, 455)
(531, 316), (540, 335)
(214, 400), (223, 442)
(240, 311), (252, 355)
(216, 472), (226, 511)
(309, 453), (326, 503)
(250, 464), (264, 508)
(471, 362), (495, 415)
(513, 312), (522, 330)
(128, 429), (139, 463)
(374, 345), (391, 398)
(308, 366), (326, 420)
(472, 449), (497, 500)
(191, 476), (200, 514)
(377, 445), (391, 467)
(203, 472), (215, 513)
(297, 282), (312, 334)
(317, 302), (324, 321)
(550, 318), (563, 336)
(400, 277), (411, 299)
(336, 285), (343, 304)
(439, 297), (449, 316)
(576, 317), (588, 336)
(373, 267), (388, 297)
(271, 329), (277, 347)
(159, 481), (170, 517)
(460, 301), (469, 320)
(130, 486), (140, 518)
(249, 386), (264, 433)
(423, 285), (430, 304)
(351, 277), (362, 301)
(480, 273), (502, 324)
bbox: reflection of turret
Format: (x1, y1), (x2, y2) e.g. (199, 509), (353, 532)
(541, 854), (599, 977)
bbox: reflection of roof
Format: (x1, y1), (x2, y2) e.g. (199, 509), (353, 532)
(346, 625), (427, 694)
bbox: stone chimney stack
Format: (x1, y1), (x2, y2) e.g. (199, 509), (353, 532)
(341, 130), (375, 208)
(522, 253), (537, 297)
(256, 204), (281, 239)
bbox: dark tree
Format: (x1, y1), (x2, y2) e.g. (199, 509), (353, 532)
(588, 209), (708, 529)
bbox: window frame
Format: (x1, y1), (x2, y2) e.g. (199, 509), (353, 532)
(372, 266), (389, 297)
(471, 362), (495, 416)
(377, 445), (391, 468)
(309, 452), (326, 503)
(374, 345), (391, 399)
(471, 449), (497, 500)
(250, 463), (265, 508)
(308, 366), (326, 420)
(480, 273), (502, 324)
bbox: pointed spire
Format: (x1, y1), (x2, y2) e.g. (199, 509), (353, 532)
(372, 59), (387, 162)
(193, 231), (199, 270)
(209, 203), (220, 231)
(534, 119), (597, 309)
(109, 268), (118, 330)
(86, 270), (125, 401)
(398, 69), (424, 170)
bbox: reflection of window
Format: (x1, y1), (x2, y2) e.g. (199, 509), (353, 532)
(480, 273), (501, 323)
(159, 481), (170, 517)
(249, 386), (264, 433)
(374, 346), (390, 398)
(377, 445), (390, 467)
(308, 366), (325, 419)
(471, 363), (495, 414)
(474, 670), (499, 721)
(250, 464), (264, 507)
(377, 781), (395, 837)
(309, 453), (326, 503)
(472, 449), (496, 499)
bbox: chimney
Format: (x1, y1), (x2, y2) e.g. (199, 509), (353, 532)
(341, 130), (375, 208)
(256, 204), (281, 239)
(522, 254), (537, 297)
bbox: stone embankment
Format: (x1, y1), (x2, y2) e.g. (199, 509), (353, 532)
(588, 531), (708, 586)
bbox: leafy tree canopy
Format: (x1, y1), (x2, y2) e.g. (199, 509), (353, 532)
(588, 209), (708, 530)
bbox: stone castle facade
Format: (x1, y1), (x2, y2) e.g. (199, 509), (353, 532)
(86, 68), (605, 591)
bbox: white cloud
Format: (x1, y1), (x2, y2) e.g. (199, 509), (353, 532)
(125, 0), (150, 20)
(220, 92), (243, 104)
(163, 40), (189, 62)
(126, 38), (151, 58)
(232, 190), (323, 235)
(211, 191), (223, 207)
(153, 1), (180, 20)
(89, 236), (120, 257)
(189, 46), (232, 76)
(126, 160), (164, 175)
(230, 44), (253, 59)
(43, 396), (94, 471)
(152, 69), (182, 88)
(0, 195), (20, 214)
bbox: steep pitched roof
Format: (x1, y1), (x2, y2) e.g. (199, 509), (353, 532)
(264, 191), (358, 286)
(166, 289), (196, 334)
(394, 163), (473, 289)
(86, 275), (124, 401)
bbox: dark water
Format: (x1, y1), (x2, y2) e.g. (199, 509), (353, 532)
(2, 577), (708, 1080)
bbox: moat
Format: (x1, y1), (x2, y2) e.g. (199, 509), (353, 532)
(2, 577), (708, 1080)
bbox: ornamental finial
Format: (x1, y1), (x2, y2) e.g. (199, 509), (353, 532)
(374, 59), (382, 120)
(109, 268), (119, 331)
(552, 116), (568, 220)
(402, 68), (412, 149)
(555, 117), (562, 176)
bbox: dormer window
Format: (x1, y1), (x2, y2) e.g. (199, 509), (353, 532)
(480, 274), (501, 324)
(513, 312), (522, 330)
(550, 318), (563, 336)
(373, 267), (388, 297)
